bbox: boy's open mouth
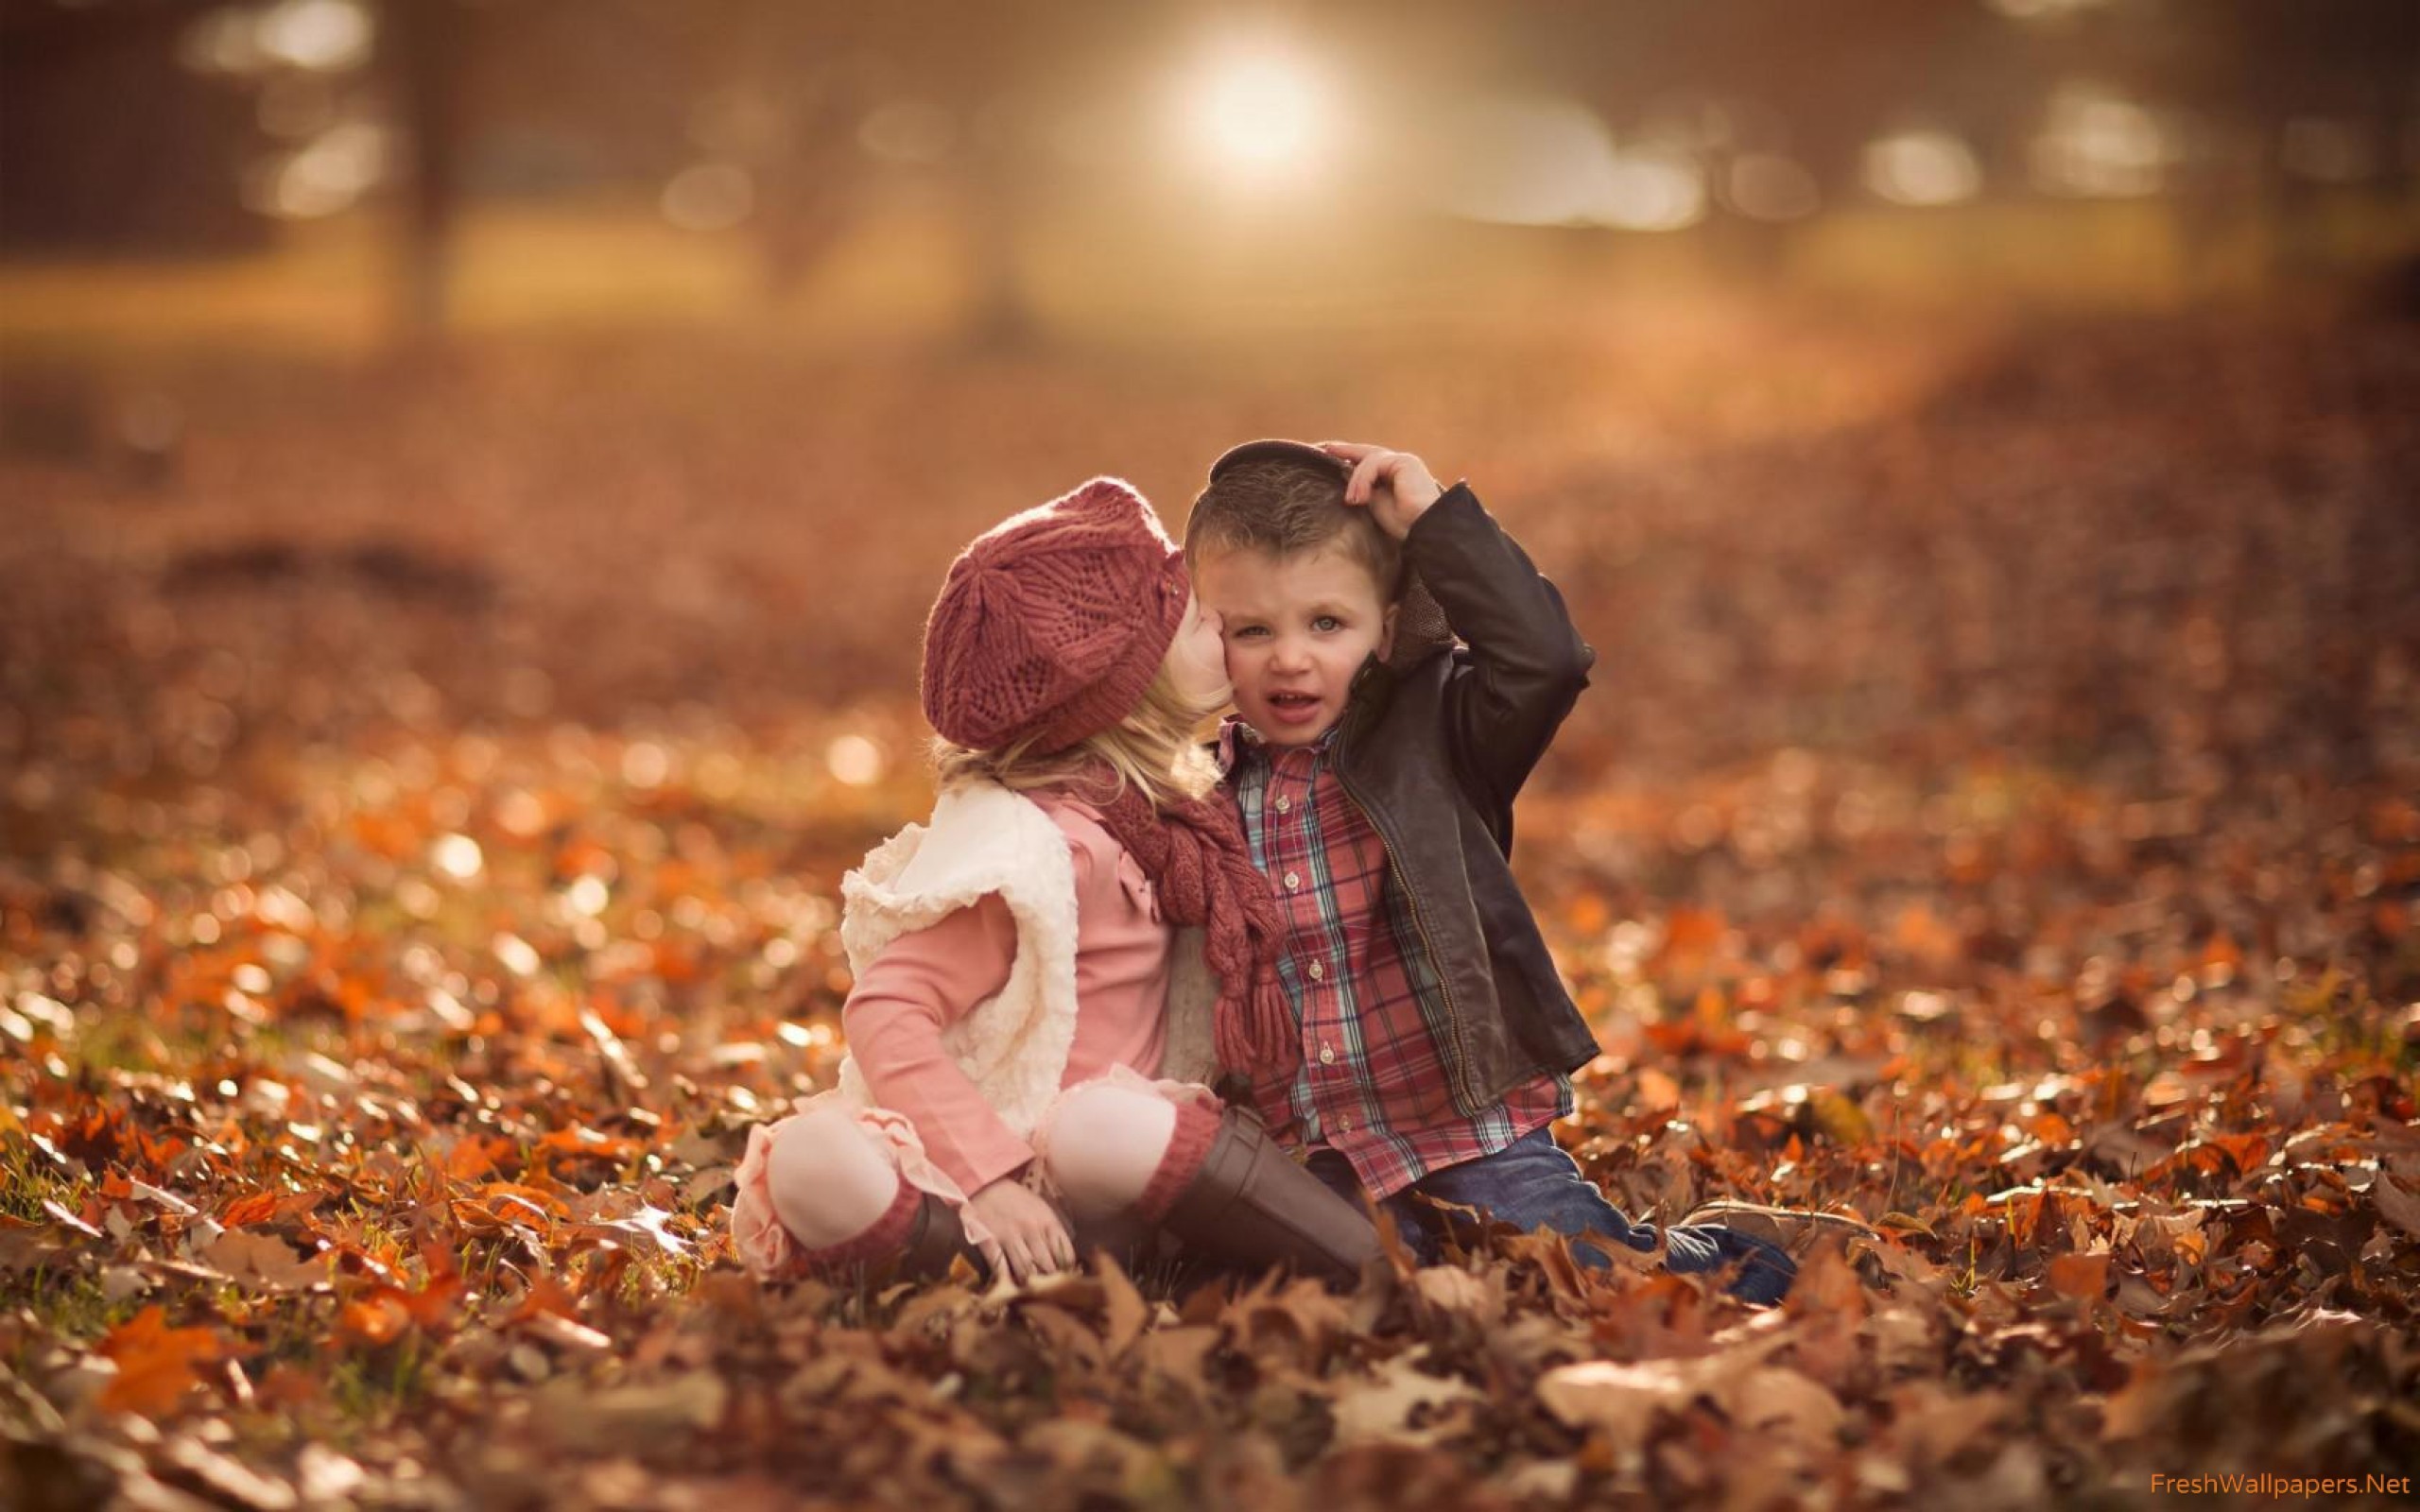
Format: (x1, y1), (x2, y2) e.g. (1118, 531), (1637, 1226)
(1264, 690), (1324, 725)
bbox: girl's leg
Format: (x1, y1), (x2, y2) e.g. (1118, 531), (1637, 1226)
(762, 1106), (923, 1261)
(1040, 1081), (1219, 1220)
(1038, 1083), (1378, 1283)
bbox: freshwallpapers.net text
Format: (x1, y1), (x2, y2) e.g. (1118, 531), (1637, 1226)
(2151, 1473), (2411, 1497)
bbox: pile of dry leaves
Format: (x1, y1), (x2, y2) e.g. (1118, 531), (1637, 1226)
(3, 308), (2416, 1508)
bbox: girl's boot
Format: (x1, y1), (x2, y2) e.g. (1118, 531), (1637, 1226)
(1156, 1109), (1380, 1283)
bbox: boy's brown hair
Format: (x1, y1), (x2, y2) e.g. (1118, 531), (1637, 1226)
(1184, 455), (1405, 604)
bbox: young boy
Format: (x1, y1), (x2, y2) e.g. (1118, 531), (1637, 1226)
(1185, 438), (1798, 1303)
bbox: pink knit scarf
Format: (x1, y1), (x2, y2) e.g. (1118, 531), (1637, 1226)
(1079, 773), (1297, 1084)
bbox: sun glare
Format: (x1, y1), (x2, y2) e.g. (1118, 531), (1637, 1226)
(1180, 47), (1331, 184)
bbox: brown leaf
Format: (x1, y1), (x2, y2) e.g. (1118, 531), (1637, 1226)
(1330, 1349), (1481, 1446)
(42, 1198), (103, 1240)
(1132, 1326), (1221, 1396)
(1409, 1263), (1501, 1327)
(2371, 1175), (2420, 1239)
(1018, 1302), (1104, 1371)
(202, 1230), (326, 1292)
(1891, 1382), (2010, 1461)
(1095, 1252), (1150, 1360)
(1534, 1359), (1698, 1454)
(534, 1373), (729, 1452)
(1732, 1366), (1845, 1452)
(160, 1435), (299, 1512)
(521, 1312), (614, 1352)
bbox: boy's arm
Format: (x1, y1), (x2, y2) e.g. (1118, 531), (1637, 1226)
(1400, 484), (1596, 813)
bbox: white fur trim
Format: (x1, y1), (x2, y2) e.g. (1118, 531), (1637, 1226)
(831, 782), (1080, 1137)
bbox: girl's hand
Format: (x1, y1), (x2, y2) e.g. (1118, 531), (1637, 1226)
(1319, 441), (1443, 540)
(964, 1176), (1076, 1282)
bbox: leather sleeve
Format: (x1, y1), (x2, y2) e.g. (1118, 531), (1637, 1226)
(1399, 485), (1596, 823)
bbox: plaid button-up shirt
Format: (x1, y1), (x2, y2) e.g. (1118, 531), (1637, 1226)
(1221, 719), (1571, 1199)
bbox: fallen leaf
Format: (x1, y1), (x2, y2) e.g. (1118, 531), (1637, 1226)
(1096, 1252), (1150, 1360)
(534, 1373), (729, 1452)
(96, 1306), (233, 1417)
(203, 1230), (327, 1292)
(1534, 1358), (1699, 1454)
(2047, 1251), (2112, 1301)
(1732, 1366), (1845, 1452)
(2371, 1175), (2420, 1239)
(161, 1435), (299, 1511)
(1331, 1350), (1481, 1446)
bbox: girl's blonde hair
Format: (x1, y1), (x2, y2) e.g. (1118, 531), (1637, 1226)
(933, 659), (1224, 811)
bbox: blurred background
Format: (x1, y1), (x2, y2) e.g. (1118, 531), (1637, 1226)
(3, 1), (2416, 1018)
(6, 0), (2418, 346)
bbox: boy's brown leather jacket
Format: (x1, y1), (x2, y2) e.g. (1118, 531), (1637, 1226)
(1325, 483), (1602, 1116)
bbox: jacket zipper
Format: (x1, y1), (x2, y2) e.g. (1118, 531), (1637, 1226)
(1330, 726), (1486, 1115)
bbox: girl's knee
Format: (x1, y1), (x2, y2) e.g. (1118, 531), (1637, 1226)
(1039, 1082), (1177, 1214)
(763, 1108), (900, 1246)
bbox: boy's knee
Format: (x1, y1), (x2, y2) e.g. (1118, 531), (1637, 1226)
(1040, 1082), (1177, 1213)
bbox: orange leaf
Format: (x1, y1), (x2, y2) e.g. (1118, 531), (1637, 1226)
(1565, 890), (1612, 936)
(509, 1273), (585, 1326)
(536, 1125), (639, 1162)
(1662, 907), (1726, 958)
(255, 1364), (321, 1408)
(338, 1295), (411, 1346)
(459, 1180), (569, 1224)
(395, 1271), (466, 1330)
(97, 1306), (231, 1417)
(443, 1133), (514, 1181)
(217, 1192), (283, 1228)
(2047, 1252), (2111, 1301)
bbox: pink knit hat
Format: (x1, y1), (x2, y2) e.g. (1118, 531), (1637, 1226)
(921, 477), (1193, 754)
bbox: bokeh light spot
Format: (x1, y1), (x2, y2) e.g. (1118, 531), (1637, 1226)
(255, 0), (375, 74)
(431, 833), (483, 881)
(826, 734), (885, 788)
(1864, 130), (1982, 206)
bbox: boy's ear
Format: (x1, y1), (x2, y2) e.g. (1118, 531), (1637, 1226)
(1377, 603), (1398, 662)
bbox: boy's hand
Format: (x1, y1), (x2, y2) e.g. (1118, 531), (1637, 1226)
(965, 1176), (1075, 1283)
(1320, 441), (1442, 541)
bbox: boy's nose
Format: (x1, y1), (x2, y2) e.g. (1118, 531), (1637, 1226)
(1268, 639), (1312, 672)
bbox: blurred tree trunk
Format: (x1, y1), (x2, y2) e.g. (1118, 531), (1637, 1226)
(385, 0), (461, 343)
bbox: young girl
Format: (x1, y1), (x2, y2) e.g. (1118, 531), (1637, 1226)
(729, 477), (1377, 1286)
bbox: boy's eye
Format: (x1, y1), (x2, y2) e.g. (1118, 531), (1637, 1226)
(1227, 624), (1268, 640)
(1312, 615), (1343, 632)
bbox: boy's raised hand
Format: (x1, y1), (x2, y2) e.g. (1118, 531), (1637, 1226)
(1320, 441), (1442, 541)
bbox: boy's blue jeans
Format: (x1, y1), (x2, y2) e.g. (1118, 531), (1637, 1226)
(1304, 1128), (1796, 1305)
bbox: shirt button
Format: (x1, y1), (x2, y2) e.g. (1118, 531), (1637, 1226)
(1283, 870), (1301, 890)
(1336, 1114), (1351, 1132)
(1274, 795), (1291, 813)
(1307, 960), (1325, 981)
(1319, 1044), (1336, 1065)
